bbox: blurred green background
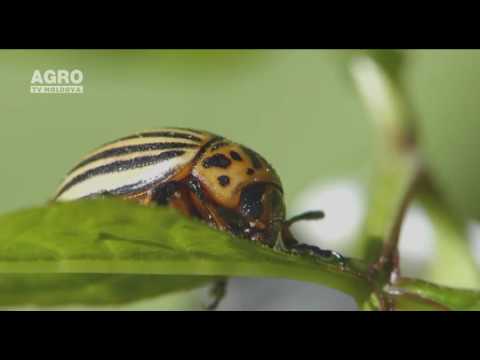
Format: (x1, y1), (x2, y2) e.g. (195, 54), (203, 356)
(0, 49), (479, 223)
(1, 49), (480, 310)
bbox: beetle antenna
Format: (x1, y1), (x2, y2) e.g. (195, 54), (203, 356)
(281, 210), (325, 249)
(284, 210), (325, 227)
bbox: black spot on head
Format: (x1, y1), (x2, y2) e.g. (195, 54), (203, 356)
(239, 183), (267, 219)
(247, 168), (255, 175)
(217, 175), (230, 187)
(230, 151), (242, 161)
(202, 154), (232, 169)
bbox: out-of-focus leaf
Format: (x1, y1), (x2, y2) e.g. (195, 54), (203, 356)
(363, 50), (406, 82)
(408, 50), (480, 220)
(418, 191), (480, 289)
(329, 50), (406, 87)
(0, 199), (370, 308)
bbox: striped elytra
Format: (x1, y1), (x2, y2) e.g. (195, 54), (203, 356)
(54, 128), (286, 246)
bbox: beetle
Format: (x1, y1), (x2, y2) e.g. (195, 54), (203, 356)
(54, 127), (341, 259)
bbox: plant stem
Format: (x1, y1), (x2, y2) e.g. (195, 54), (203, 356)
(350, 52), (420, 267)
(375, 164), (422, 279)
(349, 51), (426, 308)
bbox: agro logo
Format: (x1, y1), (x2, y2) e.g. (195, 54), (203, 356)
(30, 69), (84, 94)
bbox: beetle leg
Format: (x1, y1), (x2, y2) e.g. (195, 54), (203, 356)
(150, 182), (193, 216)
(281, 210), (346, 264)
(123, 191), (153, 205)
(205, 278), (228, 311)
(189, 194), (230, 232)
(185, 175), (232, 232)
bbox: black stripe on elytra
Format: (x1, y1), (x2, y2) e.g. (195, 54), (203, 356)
(80, 169), (177, 200)
(56, 150), (185, 198)
(82, 180), (148, 198)
(114, 131), (203, 144)
(170, 127), (206, 135)
(68, 142), (198, 174)
(241, 146), (263, 169)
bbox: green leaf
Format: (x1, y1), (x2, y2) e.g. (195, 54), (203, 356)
(418, 191), (480, 289)
(0, 199), (371, 308)
(387, 278), (480, 310)
(0, 274), (212, 308)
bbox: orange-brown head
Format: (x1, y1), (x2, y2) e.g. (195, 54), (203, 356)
(189, 139), (285, 246)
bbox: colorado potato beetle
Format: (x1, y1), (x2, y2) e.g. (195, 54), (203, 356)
(54, 127), (340, 259)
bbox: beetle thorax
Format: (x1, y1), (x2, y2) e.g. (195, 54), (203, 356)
(191, 142), (282, 209)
